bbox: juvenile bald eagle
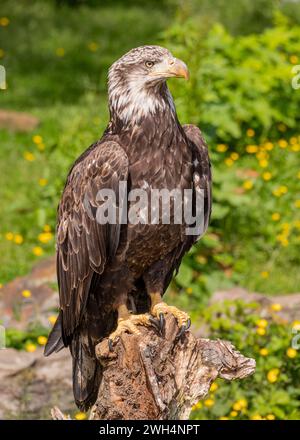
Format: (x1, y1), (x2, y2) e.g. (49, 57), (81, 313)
(44, 46), (212, 411)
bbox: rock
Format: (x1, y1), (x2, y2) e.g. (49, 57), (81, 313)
(0, 256), (58, 331)
(210, 287), (300, 322)
(0, 109), (39, 132)
(0, 347), (75, 419)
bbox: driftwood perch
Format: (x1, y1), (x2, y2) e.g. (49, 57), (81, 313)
(86, 314), (255, 420)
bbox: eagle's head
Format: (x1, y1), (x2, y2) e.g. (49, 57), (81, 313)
(108, 45), (189, 125)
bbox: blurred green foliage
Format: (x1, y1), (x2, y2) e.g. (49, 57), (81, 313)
(163, 11), (300, 301)
(5, 325), (49, 351)
(190, 301), (300, 420)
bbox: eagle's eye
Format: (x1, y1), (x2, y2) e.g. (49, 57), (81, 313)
(145, 61), (154, 68)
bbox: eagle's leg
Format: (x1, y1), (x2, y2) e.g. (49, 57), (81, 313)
(149, 292), (191, 340)
(108, 304), (159, 350)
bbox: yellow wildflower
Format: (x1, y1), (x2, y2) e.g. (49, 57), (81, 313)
(292, 320), (300, 330)
(0, 17), (10, 26)
(278, 123), (287, 132)
(273, 186), (287, 197)
(272, 188), (282, 197)
(281, 222), (290, 231)
(294, 220), (300, 229)
(290, 55), (299, 64)
(271, 303), (282, 312)
(278, 139), (288, 148)
(276, 235), (289, 246)
(256, 151), (269, 160)
(262, 171), (272, 181)
(14, 234), (24, 244)
(279, 185), (288, 194)
(286, 348), (297, 359)
(247, 128), (255, 137)
(257, 319), (268, 328)
(38, 178), (48, 187)
(75, 412), (87, 420)
(88, 42), (99, 52)
(32, 246), (44, 256)
(196, 255), (207, 264)
(259, 159), (268, 168)
(260, 271), (269, 279)
(186, 287), (193, 295)
(22, 289), (31, 298)
(267, 368), (280, 383)
(219, 416), (229, 420)
(243, 180), (253, 190)
(37, 143), (45, 151)
(210, 382), (218, 392)
(271, 213), (280, 221)
(216, 144), (228, 152)
(295, 200), (300, 208)
(204, 398), (215, 407)
(259, 348), (269, 356)
(23, 151), (35, 161)
(43, 225), (51, 232)
(264, 142), (273, 151)
(233, 399), (247, 411)
(48, 315), (57, 325)
(237, 399), (247, 409)
(290, 137), (298, 145)
(192, 402), (203, 410)
(251, 414), (262, 420)
(230, 152), (239, 161)
(38, 232), (53, 243)
(56, 47), (65, 57)
(256, 327), (266, 336)
(292, 144), (300, 152)
(266, 414), (275, 420)
(230, 411), (238, 417)
(225, 158), (233, 167)
(246, 145), (258, 153)
(5, 232), (14, 241)
(25, 343), (37, 353)
(37, 336), (47, 345)
(32, 135), (43, 144)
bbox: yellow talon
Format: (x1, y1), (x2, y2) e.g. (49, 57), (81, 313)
(108, 313), (154, 346)
(151, 302), (190, 327)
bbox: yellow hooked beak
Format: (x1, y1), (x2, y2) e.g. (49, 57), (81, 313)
(149, 57), (189, 80)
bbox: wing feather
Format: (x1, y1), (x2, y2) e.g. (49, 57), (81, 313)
(57, 140), (129, 342)
(163, 124), (212, 292)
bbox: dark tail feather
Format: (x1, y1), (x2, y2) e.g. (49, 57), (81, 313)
(44, 311), (65, 356)
(72, 335), (102, 411)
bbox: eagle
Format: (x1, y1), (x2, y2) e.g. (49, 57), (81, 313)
(44, 45), (212, 411)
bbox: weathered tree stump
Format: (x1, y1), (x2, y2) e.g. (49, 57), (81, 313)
(88, 314), (255, 420)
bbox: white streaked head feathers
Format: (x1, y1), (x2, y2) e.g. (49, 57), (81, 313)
(108, 46), (176, 125)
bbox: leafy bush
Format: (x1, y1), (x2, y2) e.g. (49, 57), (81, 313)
(190, 300), (300, 420)
(162, 13), (300, 300)
(5, 325), (49, 351)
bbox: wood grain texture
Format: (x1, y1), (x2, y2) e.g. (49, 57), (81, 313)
(87, 314), (255, 420)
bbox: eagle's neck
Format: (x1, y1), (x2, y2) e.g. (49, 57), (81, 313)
(108, 80), (177, 132)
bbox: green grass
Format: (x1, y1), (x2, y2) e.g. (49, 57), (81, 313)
(0, 0), (300, 299)
(0, 0), (170, 283)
